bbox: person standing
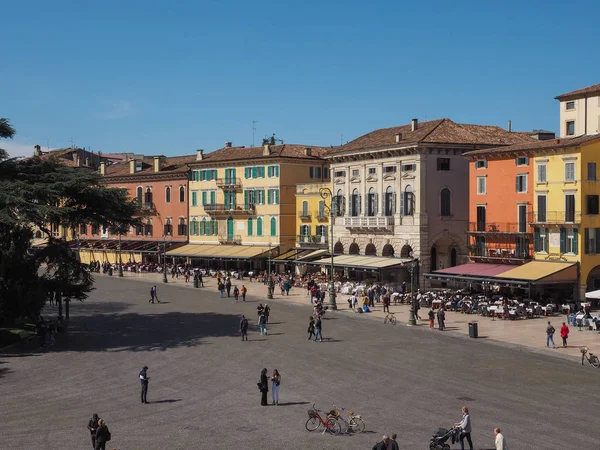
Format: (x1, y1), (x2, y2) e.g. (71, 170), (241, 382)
(307, 316), (315, 340)
(233, 286), (240, 302)
(437, 307), (446, 331)
(225, 277), (232, 297)
(428, 308), (435, 329)
(560, 321), (570, 348)
(218, 281), (225, 297)
(139, 365), (150, 404)
(390, 433), (400, 450)
(264, 304), (270, 324)
(240, 315), (249, 341)
(271, 369), (281, 405)
(382, 294), (390, 313)
(454, 406), (473, 450)
(494, 427), (507, 450)
(314, 316), (323, 342)
(258, 368), (269, 406)
(94, 419), (110, 450)
(198, 271), (204, 287)
(149, 286), (155, 303)
(87, 413), (100, 449)
(546, 321), (557, 348)
(258, 313), (268, 335)
(241, 285), (247, 301)
(373, 435), (390, 450)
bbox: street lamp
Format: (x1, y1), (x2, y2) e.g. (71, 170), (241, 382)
(267, 242), (274, 299)
(319, 187), (337, 310)
(407, 253), (419, 326)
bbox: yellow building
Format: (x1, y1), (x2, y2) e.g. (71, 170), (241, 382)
(168, 143), (330, 269)
(296, 182), (330, 248)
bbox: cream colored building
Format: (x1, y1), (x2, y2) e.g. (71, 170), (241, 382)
(556, 83), (600, 137)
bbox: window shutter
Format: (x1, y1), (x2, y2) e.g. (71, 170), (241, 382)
(559, 228), (566, 253)
(232, 168), (236, 180)
(199, 170), (205, 181)
(268, 190), (272, 205)
(261, 189), (266, 204)
(573, 229), (579, 255)
(248, 218), (253, 236)
(585, 228), (590, 254)
(392, 193), (397, 213)
(252, 167), (257, 178)
(244, 168), (249, 179)
(515, 176), (519, 192)
(244, 190), (249, 209)
(309, 167), (314, 178)
(358, 194), (361, 215)
(257, 218), (262, 236)
(275, 190), (279, 205)
(271, 218), (276, 236)
(210, 191), (216, 204)
(374, 193), (378, 215)
(524, 157), (529, 165)
(596, 229), (600, 254)
(275, 166), (279, 177)
(534, 228), (540, 252)
(544, 228), (549, 252)
(400, 193), (405, 216)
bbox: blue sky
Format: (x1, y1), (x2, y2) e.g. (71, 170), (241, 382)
(2, 0), (599, 157)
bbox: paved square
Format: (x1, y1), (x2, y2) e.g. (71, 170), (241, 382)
(1, 276), (599, 449)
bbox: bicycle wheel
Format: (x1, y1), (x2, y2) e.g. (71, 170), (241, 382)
(325, 418), (342, 435)
(349, 417), (365, 433)
(590, 355), (600, 368)
(305, 417), (320, 432)
(391, 316), (397, 325)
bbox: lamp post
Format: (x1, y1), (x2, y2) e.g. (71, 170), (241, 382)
(267, 242), (274, 299)
(319, 187), (337, 310)
(407, 254), (419, 326)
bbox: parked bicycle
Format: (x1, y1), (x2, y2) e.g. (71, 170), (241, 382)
(384, 312), (397, 325)
(580, 347), (600, 368)
(327, 404), (365, 433)
(305, 404), (342, 435)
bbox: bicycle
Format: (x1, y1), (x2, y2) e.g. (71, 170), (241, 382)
(327, 404), (365, 433)
(384, 312), (397, 325)
(580, 347), (600, 368)
(305, 404), (342, 435)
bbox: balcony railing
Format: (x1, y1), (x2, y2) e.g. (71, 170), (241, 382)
(216, 177), (242, 188)
(531, 211), (581, 224)
(218, 234), (242, 244)
(343, 216), (394, 229)
(205, 203), (255, 215)
(299, 210), (311, 220)
(297, 234), (328, 246)
(466, 222), (532, 234)
(468, 245), (532, 261)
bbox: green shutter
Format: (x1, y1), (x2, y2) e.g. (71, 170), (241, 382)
(252, 167), (257, 178)
(275, 189), (279, 205)
(192, 192), (197, 207)
(210, 191), (216, 205)
(261, 189), (266, 205)
(573, 228), (579, 255)
(248, 218), (253, 236)
(268, 190), (273, 204)
(213, 170), (217, 180)
(232, 168), (236, 180)
(271, 217), (276, 236)
(202, 191), (207, 205)
(200, 170), (205, 181)
(244, 167), (249, 179)
(268, 166), (272, 177)
(533, 228), (540, 252)
(275, 166), (279, 177)
(560, 228), (566, 253)
(244, 190), (249, 209)
(257, 218), (262, 236)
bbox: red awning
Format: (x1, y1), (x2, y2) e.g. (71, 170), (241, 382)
(433, 263), (514, 277)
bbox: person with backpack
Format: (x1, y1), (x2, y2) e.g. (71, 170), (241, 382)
(87, 413), (100, 449)
(233, 286), (240, 302)
(240, 315), (249, 341)
(94, 419), (111, 450)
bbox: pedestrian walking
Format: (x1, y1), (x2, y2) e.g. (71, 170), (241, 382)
(454, 406), (473, 450)
(225, 277), (232, 297)
(314, 316), (323, 342)
(271, 369), (281, 405)
(258, 368), (268, 406)
(233, 286), (240, 302)
(428, 308), (435, 329)
(307, 316), (315, 340)
(373, 435), (391, 450)
(415, 301), (421, 321)
(494, 427), (507, 450)
(218, 281), (225, 297)
(437, 307), (446, 331)
(264, 304), (270, 323)
(390, 433), (400, 450)
(546, 321), (557, 348)
(560, 321), (570, 347)
(257, 303), (264, 323)
(284, 280), (291, 295)
(87, 413), (100, 449)
(240, 315), (249, 341)
(241, 284), (247, 301)
(198, 272), (204, 287)
(139, 365), (150, 404)
(94, 419), (110, 450)
(382, 294), (390, 313)
(259, 313), (268, 335)
(149, 286), (161, 303)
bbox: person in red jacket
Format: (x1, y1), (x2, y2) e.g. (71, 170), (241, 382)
(560, 322), (570, 348)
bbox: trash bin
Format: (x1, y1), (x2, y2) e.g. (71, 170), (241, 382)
(468, 322), (478, 338)
(108, 267), (113, 276)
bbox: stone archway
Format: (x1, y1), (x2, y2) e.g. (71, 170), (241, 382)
(365, 243), (377, 256)
(451, 248), (457, 267)
(400, 244), (413, 258)
(349, 242), (360, 255)
(586, 265), (600, 291)
(382, 244), (395, 257)
(334, 241), (344, 255)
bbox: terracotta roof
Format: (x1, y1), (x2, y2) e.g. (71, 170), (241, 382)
(191, 144), (333, 164)
(463, 134), (600, 157)
(103, 155), (197, 178)
(331, 119), (533, 154)
(556, 83), (600, 101)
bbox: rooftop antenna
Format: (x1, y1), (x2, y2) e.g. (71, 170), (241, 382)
(252, 120), (258, 147)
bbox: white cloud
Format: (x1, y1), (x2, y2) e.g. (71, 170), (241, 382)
(0, 140), (46, 158)
(98, 100), (133, 120)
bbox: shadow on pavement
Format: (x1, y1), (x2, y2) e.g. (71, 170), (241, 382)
(0, 366), (12, 379)
(150, 399), (183, 404)
(276, 401), (309, 406)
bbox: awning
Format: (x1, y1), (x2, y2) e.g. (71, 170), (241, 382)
(274, 249), (304, 261)
(296, 249), (330, 261)
(586, 290), (600, 300)
(433, 263), (514, 277)
(70, 239), (186, 254)
(166, 244), (273, 259)
(495, 261), (577, 282)
(308, 255), (411, 269)
(30, 238), (48, 248)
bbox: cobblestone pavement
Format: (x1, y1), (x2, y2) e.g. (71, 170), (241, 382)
(1, 275), (599, 449)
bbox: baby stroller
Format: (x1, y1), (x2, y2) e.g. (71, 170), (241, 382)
(429, 427), (458, 450)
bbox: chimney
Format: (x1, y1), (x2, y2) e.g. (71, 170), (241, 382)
(129, 159), (136, 174)
(304, 147), (312, 156)
(263, 144), (271, 156)
(153, 156), (163, 172)
(99, 162), (106, 175)
(34, 144), (42, 156)
(508, 120), (512, 132)
(225, 142), (232, 148)
(196, 149), (204, 161)
(411, 118), (418, 131)
(395, 133), (402, 143)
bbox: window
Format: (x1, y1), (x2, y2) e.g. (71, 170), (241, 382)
(401, 164), (415, 172)
(536, 227), (548, 253)
(200, 169), (217, 181)
(476, 206), (486, 232)
(566, 101), (575, 110)
(246, 166), (265, 179)
(301, 201), (309, 217)
(562, 228), (577, 254)
(515, 157), (529, 166)
(587, 195), (599, 215)
(351, 169), (359, 177)
(440, 188), (451, 216)
(334, 170), (346, 178)
(256, 217), (263, 236)
(316, 225), (328, 241)
(79, 224), (87, 235)
(368, 167), (376, 175)
(191, 191), (198, 207)
(516, 174), (527, 193)
(402, 185), (414, 216)
(299, 225), (310, 237)
(437, 158), (450, 171)
(334, 189), (344, 216)
(476, 176), (486, 194)
(267, 165), (279, 177)
(384, 186), (395, 216)
(323, 168), (330, 179)
(210, 218), (217, 236)
(164, 218), (173, 236)
(537, 195), (547, 222)
(475, 159), (487, 169)
(518, 205), (527, 233)
(565, 162), (575, 181)
(588, 162), (597, 181)
(350, 189), (360, 217)
(318, 200), (326, 219)
(367, 188), (377, 216)
(247, 218), (253, 236)
(191, 170), (199, 182)
(179, 186), (185, 203)
(201, 191), (207, 206)
(537, 164), (547, 183)
(178, 218), (187, 236)
(566, 121), (575, 136)
(585, 228), (600, 254)
(267, 189), (279, 205)
(270, 217), (277, 236)
(145, 219), (153, 236)
(190, 218), (198, 236)
(165, 187), (171, 203)
(144, 187), (153, 204)
(565, 194), (575, 222)
(136, 187), (143, 205)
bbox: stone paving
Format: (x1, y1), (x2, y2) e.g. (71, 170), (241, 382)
(1, 274), (599, 449)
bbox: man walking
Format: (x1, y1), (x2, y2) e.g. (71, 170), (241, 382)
(241, 285), (247, 301)
(437, 307), (446, 331)
(240, 315), (249, 341)
(225, 277), (232, 297)
(233, 286), (240, 302)
(546, 321), (557, 348)
(382, 294), (390, 313)
(139, 365), (150, 404)
(314, 316), (323, 342)
(258, 313), (268, 336)
(149, 286), (161, 303)
(87, 413), (100, 449)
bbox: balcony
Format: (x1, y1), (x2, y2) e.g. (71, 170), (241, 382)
(218, 234), (242, 244)
(530, 211), (581, 225)
(137, 202), (156, 215)
(468, 244), (532, 263)
(343, 216), (394, 229)
(466, 222), (532, 235)
(216, 177), (242, 188)
(204, 203), (255, 216)
(297, 234), (328, 247)
(299, 210), (311, 220)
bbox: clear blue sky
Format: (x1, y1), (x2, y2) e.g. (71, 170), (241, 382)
(2, 0), (599, 157)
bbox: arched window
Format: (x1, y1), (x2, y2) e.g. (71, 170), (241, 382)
(164, 217), (173, 236)
(351, 189), (360, 217)
(144, 187), (153, 205)
(365, 243), (377, 256)
(384, 186), (395, 216)
(349, 242), (360, 255)
(211, 218), (217, 236)
(270, 217), (277, 236)
(136, 186), (143, 205)
(441, 188), (451, 216)
(334, 189), (344, 217)
(382, 244), (395, 257)
(257, 217), (263, 236)
(402, 185), (414, 216)
(200, 218), (207, 236)
(178, 217), (187, 236)
(451, 248), (457, 267)
(165, 186), (171, 203)
(334, 242), (344, 254)
(301, 201), (309, 218)
(179, 186), (185, 203)
(248, 217), (254, 236)
(367, 188), (377, 216)
(401, 244), (413, 258)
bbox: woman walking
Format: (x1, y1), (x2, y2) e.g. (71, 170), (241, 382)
(307, 316), (315, 340)
(454, 406), (473, 450)
(560, 321), (570, 347)
(258, 368), (268, 406)
(271, 369), (281, 405)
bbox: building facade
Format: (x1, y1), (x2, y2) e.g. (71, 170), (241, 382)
(296, 182), (330, 250)
(556, 83), (600, 137)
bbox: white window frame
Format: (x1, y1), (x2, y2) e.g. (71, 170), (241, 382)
(566, 229), (575, 254)
(539, 228), (547, 253)
(565, 162), (575, 181)
(476, 176), (486, 195)
(537, 164), (547, 183)
(516, 174), (528, 193)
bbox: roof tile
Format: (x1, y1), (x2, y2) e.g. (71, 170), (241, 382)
(555, 83), (600, 100)
(463, 134), (600, 157)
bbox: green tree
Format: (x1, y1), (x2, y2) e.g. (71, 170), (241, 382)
(0, 119), (139, 323)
